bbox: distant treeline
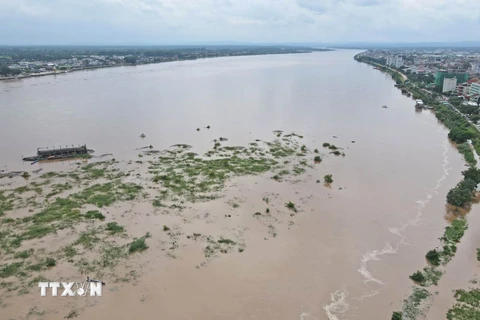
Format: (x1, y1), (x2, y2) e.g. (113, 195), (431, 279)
(0, 46), (331, 63)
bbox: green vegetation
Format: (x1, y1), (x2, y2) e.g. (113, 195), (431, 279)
(391, 311), (403, 320)
(45, 258), (56, 267)
(446, 289), (480, 320)
(324, 175), (333, 184)
(426, 249), (441, 266)
(477, 248), (480, 261)
(129, 236), (148, 253)
(457, 142), (477, 166)
(75, 230), (100, 249)
(105, 222), (124, 235)
(314, 156), (322, 163)
(285, 201), (297, 213)
(14, 249), (32, 259)
(446, 167), (480, 207)
(84, 210), (105, 220)
(0, 262), (23, 278)
(402, 287), (431, 320)
(410, 271), (425, 283)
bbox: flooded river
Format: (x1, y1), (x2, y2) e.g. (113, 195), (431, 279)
(0, 50), (477, 320)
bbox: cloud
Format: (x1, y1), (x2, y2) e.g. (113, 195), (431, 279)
(0, 0), (479, 44)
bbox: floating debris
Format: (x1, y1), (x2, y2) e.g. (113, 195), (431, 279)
(196, 128), (200, 131)
(140, 133), (146, 138)
(206, 125), (211, 129)
(171, 144), (192, 149)
(219, 137), (228, 142)
(143, 150), (161, 155)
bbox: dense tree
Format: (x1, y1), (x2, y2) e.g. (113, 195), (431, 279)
(462, 167), (480, 184)
(426, 249), (441, 266)
(448, 127), (473, 143)
(124, 56), (137, 64)
(446, 185), (474, 207)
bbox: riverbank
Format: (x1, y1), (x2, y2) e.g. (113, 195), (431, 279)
(0, 47), (332, 82)
(356, 54), (480, 320)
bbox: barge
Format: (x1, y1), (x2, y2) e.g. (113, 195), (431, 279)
(23, 145), (94, 162)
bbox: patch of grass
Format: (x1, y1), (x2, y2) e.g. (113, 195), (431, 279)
(324, 174), (333, 183)
(106, 222), (124, 235)
(293, 166), (306, 175)
(285, 201), (297, 212)
(84, 210), (105, 220)
(477, 248), (480, 261)
(46, 183), (73, 198)
(73, 182), (143, 207)
(314, 155), (322, 163)
(64, 245), (77, 258)
(391, 311), (403, 320)
(129, 236), (148, 253)
(217, 238), (236, 245)
(22, 224), (56, 240)
(14, 186), (29, 194)
(65, 309), (79, 319)
(0, 262), (23, 278)
(163, 225), (170, 231)
(254, 212), (262, 216)
(74, 230), (100, 249)
(402, 287), (431, 320)
(14, 250), (33, 259)
(322, 143), (330, 148)
(45, 258), (56, 267)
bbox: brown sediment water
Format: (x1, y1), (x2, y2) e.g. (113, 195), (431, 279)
(0, 50), (476, 320)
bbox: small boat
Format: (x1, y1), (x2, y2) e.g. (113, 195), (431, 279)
(382, 105), (388, 108)
(86, 276), (105, 286)
(23, 144), (94, 162)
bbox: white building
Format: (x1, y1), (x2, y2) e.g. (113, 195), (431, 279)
(470, 82), (480, 96)
(442, 77), (457, 93)
(394, 57), (404, 68)
(386, 56), (394, 66)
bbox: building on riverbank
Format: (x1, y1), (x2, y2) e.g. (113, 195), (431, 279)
(442, 77), (457, 93)
(435, 70), (468, 88)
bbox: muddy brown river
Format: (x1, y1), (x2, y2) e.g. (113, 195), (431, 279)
(0, 50), (478, 320)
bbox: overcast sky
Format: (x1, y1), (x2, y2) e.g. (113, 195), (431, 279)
(0, 0), (479, 45)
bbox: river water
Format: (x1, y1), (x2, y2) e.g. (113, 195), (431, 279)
(0, 50), (477, 319)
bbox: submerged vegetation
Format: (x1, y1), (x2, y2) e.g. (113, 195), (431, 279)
(1, 130), (339, 304)
(446, 289), (480, 320)
(324, 174), (333, 184)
